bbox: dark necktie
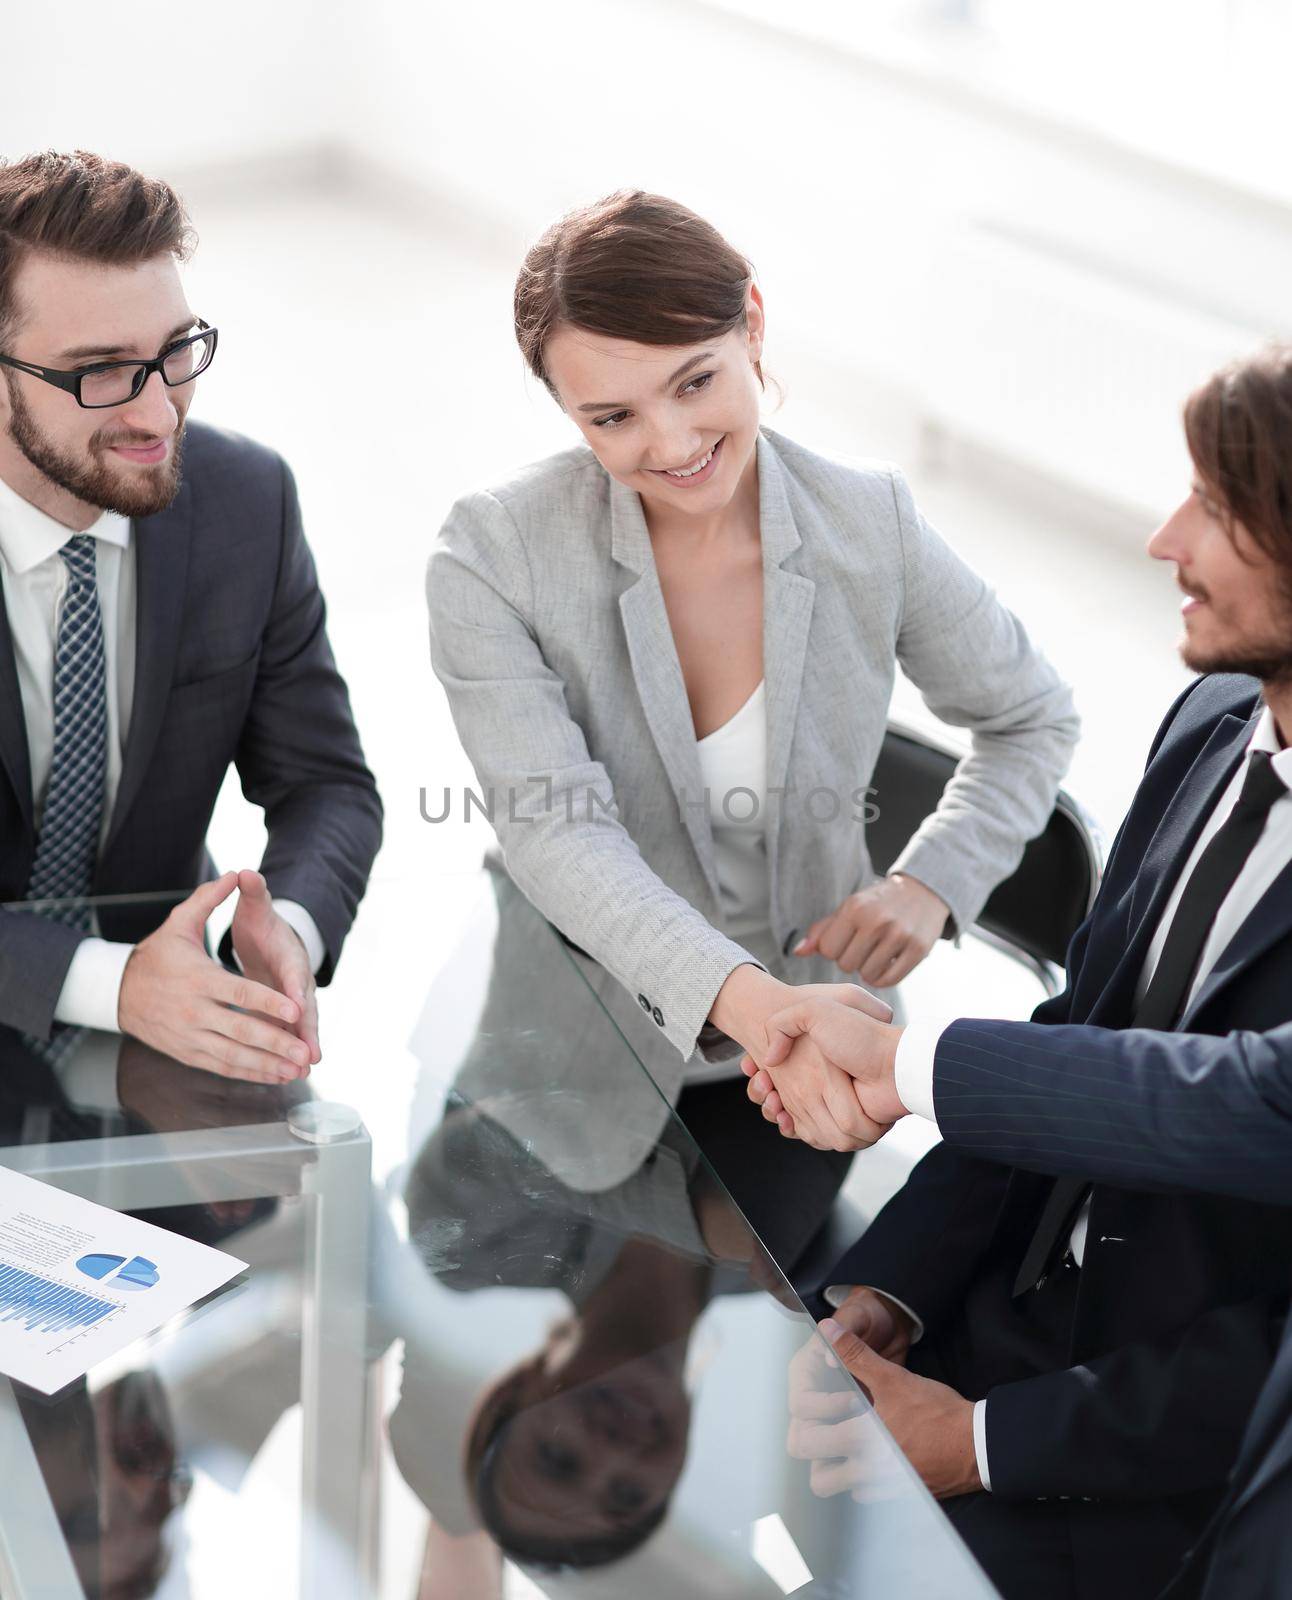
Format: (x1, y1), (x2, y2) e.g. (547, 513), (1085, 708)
(21, 534), (107, 1068)
(1013, 748), (1289, 1297)
(24, 534), (108, 918)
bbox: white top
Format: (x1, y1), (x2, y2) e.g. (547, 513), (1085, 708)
(695, 680), (771, 939)
(685, 680), (772, 1086)
(888, 700), (1292, 1492)
(0, 473), (323, 1034)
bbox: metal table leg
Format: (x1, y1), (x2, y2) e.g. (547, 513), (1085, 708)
(299, 1128), (376, 1599)
(0, 1380), (86, 1600)
(1, 1117), (379, 1600)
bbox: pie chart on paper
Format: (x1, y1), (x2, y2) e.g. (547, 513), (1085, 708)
(75, 1254), (161, 1292)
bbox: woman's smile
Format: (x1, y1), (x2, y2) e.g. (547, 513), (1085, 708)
(645, 434), (725, 487)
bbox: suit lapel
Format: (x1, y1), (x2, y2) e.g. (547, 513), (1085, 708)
(756, 438), (814, 898)
(1090, 712), (1252, 1019)
(611, 477), (720, 900)
(1182, 850), (1292, 1027)
(1228, 1327), (1292, 1514)
(609, 435), (815, 910)
(0, 588), (33, 834)
(102, 486), (192, 856)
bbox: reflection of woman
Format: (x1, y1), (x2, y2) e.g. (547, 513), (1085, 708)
(390, 1099), (771, 1576)
(461, 1234), (706, 1570)
(428, 191), (1078, 1196)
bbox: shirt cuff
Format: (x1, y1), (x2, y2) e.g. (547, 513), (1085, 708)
(230, 899), (327, 977)
(893, 1020), (946, 1126)
(973, 1399), (993, 1492)
(820, 1284), (926, 1346)
(52, 938), (133, 1033)
(271, 900), (326, 975)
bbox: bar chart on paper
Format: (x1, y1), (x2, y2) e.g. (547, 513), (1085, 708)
(0, 1263), (121, 1336)
(0, 1164), (243, 1393)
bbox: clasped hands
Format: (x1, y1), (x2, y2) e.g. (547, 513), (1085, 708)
(721, 872), (946, 1150)
(117, 869), (319, 1084)
(738, 988), (908, 1152)
(788, 1288), (981, 1502)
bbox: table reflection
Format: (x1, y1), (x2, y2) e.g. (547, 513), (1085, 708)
(0, 878), (997, 1598)
(384, 869), (998, 1597)
(392, 1096), (777, 1583)
(0, 1007), (310, 1600)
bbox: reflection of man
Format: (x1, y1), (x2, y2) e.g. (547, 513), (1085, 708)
(18, 1370), (189, 1600)
(0, 1018), (300, 1597)
(0, 151), (381, 1078)
(747, 345), (1292, 1600)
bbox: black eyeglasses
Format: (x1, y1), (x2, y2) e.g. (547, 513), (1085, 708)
(0, 320), (218, 409)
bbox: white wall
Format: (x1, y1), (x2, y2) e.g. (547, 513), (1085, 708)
(12, 1), (1292, 522)
(331, 0), (1292, 519)
(4, 1), (338, 172)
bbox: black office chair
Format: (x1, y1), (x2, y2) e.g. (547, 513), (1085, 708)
(868, 718), (1104, 995)
(788, 718), (1104, 1297)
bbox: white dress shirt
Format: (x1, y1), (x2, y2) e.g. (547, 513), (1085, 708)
(882, 702), (1292, 1491)
(0, 472), (323, 1033)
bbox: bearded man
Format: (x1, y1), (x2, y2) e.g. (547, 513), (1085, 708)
(0, 150), (381, 1077)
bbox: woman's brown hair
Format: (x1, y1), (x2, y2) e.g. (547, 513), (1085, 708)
(1184, 344), (1292, 595)
(514, 190), (762, 394)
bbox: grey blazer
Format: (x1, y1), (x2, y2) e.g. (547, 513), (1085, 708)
(428, 427), (1077, 1171)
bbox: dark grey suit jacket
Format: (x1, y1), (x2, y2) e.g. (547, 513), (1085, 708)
(0, 421), (383, 1037)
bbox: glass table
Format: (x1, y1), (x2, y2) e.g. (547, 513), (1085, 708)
(0, 873), (999, 1599)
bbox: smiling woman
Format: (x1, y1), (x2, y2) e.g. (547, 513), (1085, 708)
(426, 189), (1080, 1236)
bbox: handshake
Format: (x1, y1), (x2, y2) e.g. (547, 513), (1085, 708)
(739, 986), (909, 1152)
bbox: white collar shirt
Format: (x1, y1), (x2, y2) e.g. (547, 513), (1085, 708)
(0, 470), (135, 836)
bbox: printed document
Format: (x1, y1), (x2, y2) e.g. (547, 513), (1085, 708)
(0, 1163), (245, 1394)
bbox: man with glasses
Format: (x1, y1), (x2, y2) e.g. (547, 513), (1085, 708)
(0, 150), (381, 1080)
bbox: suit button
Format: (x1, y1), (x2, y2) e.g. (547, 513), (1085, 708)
(652, 1006), (665, 1027)
(638, 994), (651, 1011)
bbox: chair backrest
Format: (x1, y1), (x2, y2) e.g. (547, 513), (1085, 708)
(867, 721), (1103, 977)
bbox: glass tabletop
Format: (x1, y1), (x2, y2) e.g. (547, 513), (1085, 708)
(0, 871), (998, 1599)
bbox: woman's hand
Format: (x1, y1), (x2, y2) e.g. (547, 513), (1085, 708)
(709, 971), (896, 1149)
(709, 968), (893, 1066)
(792, 873), (950, 986)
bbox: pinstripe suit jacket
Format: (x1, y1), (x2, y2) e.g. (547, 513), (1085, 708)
(831, 674), (1292, 1600)
(427, 427), (1077, 1186)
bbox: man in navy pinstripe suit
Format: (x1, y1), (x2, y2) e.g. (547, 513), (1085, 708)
(745, 344), (1292, 1600)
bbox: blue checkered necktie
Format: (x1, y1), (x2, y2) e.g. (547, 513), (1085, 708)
(24, 533), (108, 926)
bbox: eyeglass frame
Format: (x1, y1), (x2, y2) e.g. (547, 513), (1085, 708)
(0, 320), (218, 409)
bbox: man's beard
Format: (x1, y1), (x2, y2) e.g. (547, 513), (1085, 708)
(6, 381), (184, 518)
(1183, 636), (1292, 687)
